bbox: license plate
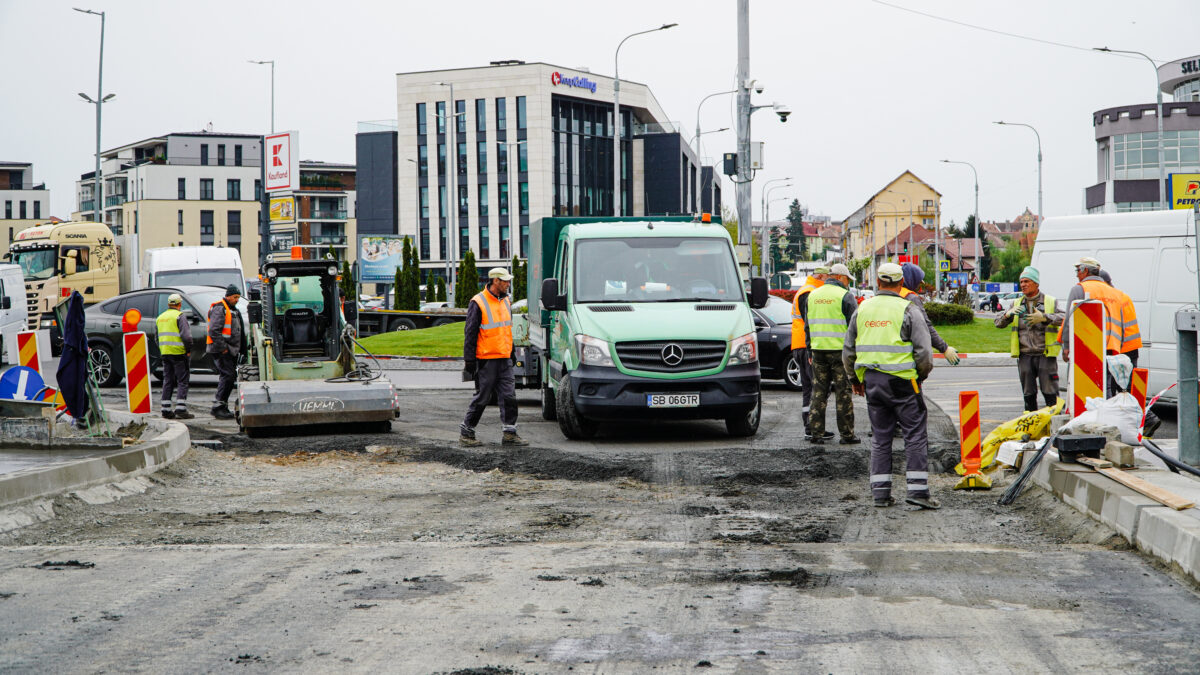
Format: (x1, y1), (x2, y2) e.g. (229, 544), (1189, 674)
(647, 393), (700, 408)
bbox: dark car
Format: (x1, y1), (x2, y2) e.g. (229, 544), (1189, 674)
(84, 285), (248, 387)
(751, 295), (803, 391)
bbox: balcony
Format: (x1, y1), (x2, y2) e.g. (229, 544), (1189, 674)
(309, 234), (346, 246)
(80, 200), (95, 211)
(105, 195), (127, 207)
(308, 209), (347, 220)
(1, 182), (47, 191)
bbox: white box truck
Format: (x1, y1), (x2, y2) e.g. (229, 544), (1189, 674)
(140, 247), (245, 294)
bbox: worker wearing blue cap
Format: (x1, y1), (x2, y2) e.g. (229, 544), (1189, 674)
(994, 265), (1063, 411)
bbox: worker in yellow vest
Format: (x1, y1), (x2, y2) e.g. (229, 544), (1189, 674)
(805, 263), (860, 445)
(461, 268), (528, 447)
(156, 293), (194, 419)
(843, 263), (937, 509)
(994, 266), (1063, 412)
(791, 264), (832, 440)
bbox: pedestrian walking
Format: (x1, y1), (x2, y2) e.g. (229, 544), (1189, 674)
(843, 263), (937, 509)
(791, 264), (832, 440)
(899, 262), (960, 366)
(156, 293), (194, 419)
(460, 267), (528, 447)
(805, 262), (860, 445)
(994, 266), (1063, 412)
(206, 285), (244, 420)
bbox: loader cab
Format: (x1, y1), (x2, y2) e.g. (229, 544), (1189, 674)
(260, 259), (341, 361)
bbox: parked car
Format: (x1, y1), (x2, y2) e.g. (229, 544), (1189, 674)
(750, 295), (803, 391)
(83, 285), (248, 387)
(419, 301), (452, 311)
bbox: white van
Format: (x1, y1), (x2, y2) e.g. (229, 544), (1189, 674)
(141, 247), (245, 294)
(0, 264), (31, 364)
(1031, 208), (1199, 403)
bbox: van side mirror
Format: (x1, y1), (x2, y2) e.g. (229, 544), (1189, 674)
(541, 278), (566, 312)
(247, 301), (262, 325)
(0, 297), (9, 311)
(748, 277), (769, 309)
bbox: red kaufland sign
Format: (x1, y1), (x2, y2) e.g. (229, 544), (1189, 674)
(265, 131), (298, 192)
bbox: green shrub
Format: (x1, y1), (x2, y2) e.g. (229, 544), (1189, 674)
(924, 301), (974, 326)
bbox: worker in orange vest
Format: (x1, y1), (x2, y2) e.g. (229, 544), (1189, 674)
(1098, 269), (1159, 435)
(461, 268), (528, 447)
(792, 265), (831, 440)
(206, 284), (244, 420)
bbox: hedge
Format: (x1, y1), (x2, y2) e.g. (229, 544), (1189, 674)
(924, 301), (974, 326)
(769, 289), (796, 302)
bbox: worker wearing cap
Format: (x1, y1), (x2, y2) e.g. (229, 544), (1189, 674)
(1097, 270), (1158, 434)
(805, 262), (860, 445)
(791, 264), (832, 440)
(461, 268), (528, 447)
(995, 266), (1063, 411)
(1060, 257), (1123, 359)
(843, 262), (937, 509)
(156, 293), (194, 420)
(206, 284), (244, 420)
(899, 262), (961, 366)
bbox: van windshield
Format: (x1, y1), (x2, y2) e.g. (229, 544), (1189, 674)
(12, 248), (57, 281)
(155, 269), (243, 293)
(573, 237), (741, 303)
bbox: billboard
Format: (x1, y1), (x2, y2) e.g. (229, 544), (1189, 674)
(1168, 173), (1200, 210)
(265, 131), (299, 192)
(269, 196), (294, 224)
(357, 235), (409, 283)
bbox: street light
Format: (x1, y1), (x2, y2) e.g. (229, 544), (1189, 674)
(873, 199), (899, 266)
(434, 81), (469, 297)
(994, 121), (1043, 227)
(74, 7), (108, 223)
(940, 159), (980, 284)
(694, 89), (735, 213)
(760, 177), (791, 277)
(1094, 46), (1165, 209)
(248, 60), (275, 133)
(500, 139), (528, 267)
(614, 23), (677, 216)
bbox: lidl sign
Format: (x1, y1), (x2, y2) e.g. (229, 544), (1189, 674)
(1168, 173), (1200, 210)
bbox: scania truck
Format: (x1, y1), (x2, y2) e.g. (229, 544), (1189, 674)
(526, 216), (768, 439)
(7, 221), (120, 331)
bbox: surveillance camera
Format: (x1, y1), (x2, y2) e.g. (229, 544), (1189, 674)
(754, 83), (765, 94)
(774, 104), (792, 122)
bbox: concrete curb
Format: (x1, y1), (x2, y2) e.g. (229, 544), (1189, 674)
(0, 412), (192, 509)
(932, 352), (1014, 367)
(1033, 459), (1200, 583)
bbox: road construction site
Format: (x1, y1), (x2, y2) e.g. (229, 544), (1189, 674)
(1, 367), (1198, 672)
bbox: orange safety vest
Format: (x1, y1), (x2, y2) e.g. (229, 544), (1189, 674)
(206, 300), (232, 345)
(898, 287), (914, 299)
(790, 279), (823, 350)
(1057, 280), (1122, 353)
(1113, 288), (1142, 353)
(471, 289), (513, 359)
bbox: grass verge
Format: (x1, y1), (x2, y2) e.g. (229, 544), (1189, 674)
(356, 322), (464, 357)
(934, 316), (1013, 354)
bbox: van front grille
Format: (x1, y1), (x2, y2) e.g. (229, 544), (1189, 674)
(615, 340), (726, 373)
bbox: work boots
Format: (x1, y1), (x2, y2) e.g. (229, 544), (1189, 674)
(460, 429), (482, 447)
(174, 409), (195, 420)
(905, 495), (941, 510)
(161, 410), (176, 419)
(212, 406), (235, 420)
(502, 431), (529, 447)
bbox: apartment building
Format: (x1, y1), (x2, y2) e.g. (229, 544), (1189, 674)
(0, 161), (52, 258)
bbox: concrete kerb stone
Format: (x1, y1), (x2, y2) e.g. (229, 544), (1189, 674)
(932, 352), (1014, 368)
(0, 411), (192, 510)
(1136, 508), (1200, 578)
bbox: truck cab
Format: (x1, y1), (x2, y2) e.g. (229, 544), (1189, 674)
(7, 221), (119, 330)
(531, 217), (768, 439)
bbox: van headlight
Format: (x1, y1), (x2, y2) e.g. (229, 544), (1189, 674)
(728, 332), (758, 365)
(574, 334), (614, 367)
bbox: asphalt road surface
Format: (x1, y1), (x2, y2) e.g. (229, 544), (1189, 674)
(1, 377), (1197, 671)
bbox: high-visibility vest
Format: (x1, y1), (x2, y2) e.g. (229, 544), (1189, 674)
(1115, 290), (1142, 353)
(471, 289), (513, 359)
(1009, 294), (1061, 358)
(789, 280), (822, 350)
(854, 294), (917, 381)
(206, 300), (232, 345)
(899, 287), (914, 299)
(1079, 280), (1123, 353)
(806, 283), (849, 351)
(156, 308), (186, 356)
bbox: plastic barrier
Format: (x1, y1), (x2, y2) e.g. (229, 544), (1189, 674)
(1130, 367), (1148, 411)
(954, 390), (992, 489)
(16, 330), (40, 374)
(1069, 301), (1105, 417)
(123, 331), (152, 414)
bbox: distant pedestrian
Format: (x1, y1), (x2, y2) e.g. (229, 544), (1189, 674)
(461, 268), (528, 447)
(206, 285), (244, 420)
(791, 264), (831, 440)
(156, 293), (194, 419)
(844, 263), (937, 509)
(995, 266), (1063, 412)
(804, 263), (860, 445)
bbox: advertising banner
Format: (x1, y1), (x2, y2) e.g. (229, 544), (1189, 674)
(1168, 173), (1200, 210)
(358, 235), (408, 283)
(269, 196), (295, 224)
(265, 131), (299, 192)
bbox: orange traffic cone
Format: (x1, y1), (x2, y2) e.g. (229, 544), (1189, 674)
(955, 390), (992, 490)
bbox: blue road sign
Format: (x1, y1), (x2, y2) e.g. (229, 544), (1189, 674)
(0, 366), (46, 401)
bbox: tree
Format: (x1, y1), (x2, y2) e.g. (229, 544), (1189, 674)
(511, 255), (527, 302)
(398, 236), (420, 310)
(392, 265), (403, 310)
(991, 236), (1031, 283)
(950, 214), (992, 280)
(455, 249), (480, 307)
(435, 276), (447, 302)
(785, 199), (807, 263)
(339, 259), (354, 302)
(846, 257), (871, 286)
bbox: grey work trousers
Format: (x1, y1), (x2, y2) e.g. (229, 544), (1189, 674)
(160, 354), (190, 411)
(792, 348), (814, 427)
(864, 369), (930, 499)
(212, 352), (237, 408)
(809, 349), (854, 439)
(461, 358), (517, 434)
(1017, 354), (1059, 411)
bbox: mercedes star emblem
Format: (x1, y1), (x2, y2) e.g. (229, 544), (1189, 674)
(661, 343), (684, 366)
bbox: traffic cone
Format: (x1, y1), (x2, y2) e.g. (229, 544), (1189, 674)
(954, 390), (992, 490)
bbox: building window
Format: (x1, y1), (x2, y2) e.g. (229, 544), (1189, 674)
(475, 99), (486, 132)
(200, 210), (214, 235)
(18, 202), (26, 219)
(418, 145), (428, 177)
(479, 184), (489, 216)
(254, 179), (262, 201)
(1114, 130), (1200, 180)
(477, 141), (487, 173)
(178, 178), (186, 200)
(519, 181), (529, 215)
(227, 179), (241, 201)
(457, 142), (467, 175)
(420, 186), (429, 218)
(235, 145), (243, 166)
(455, 100), (466, 134)
(458, 185), (468, 216)
(178, 210), (184, 235)
(3, 201), (10, 219)
(516, 96), (527, 130)
(499, 184), (509, 216)
(228, 211), (241, 236)
(200, 179), (214, 200)
(200, 144), (209, 165)
(518, 143), (528, 173)
(438, 186), (447, 219)
(496, 98), (507, 131)
(436, 101), (446, 135)
(497, 143), (508, 173)
(217, 144), (226, 166)
(437, 143), (446, 176)
(33, 202), (40, 219)
(417, 102), (427, 136)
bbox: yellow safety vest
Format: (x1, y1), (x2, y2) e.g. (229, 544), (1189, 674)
(854, 294), (917, 381)
(156, 308), (186, 356)
(806, 283), (849, 351)
(1009, 294), (1061, 358)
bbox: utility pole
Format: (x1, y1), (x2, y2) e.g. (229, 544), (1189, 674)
(1094, 47), (1164, 209)
(735, 0), (752, 251)
(614, 23), (676, 217)
(74, 7), (107, 223)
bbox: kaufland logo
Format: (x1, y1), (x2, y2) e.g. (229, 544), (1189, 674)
(550, 71), (598, 94)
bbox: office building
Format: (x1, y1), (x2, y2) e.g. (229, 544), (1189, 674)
(0, 162), (51, 258)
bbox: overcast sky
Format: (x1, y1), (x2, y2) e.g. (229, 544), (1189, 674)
(2, 0), (1195, 225)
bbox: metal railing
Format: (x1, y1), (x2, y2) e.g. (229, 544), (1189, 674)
(308, 209), (347, 220)
(0, 182), (47, 191)
(80, 200), (95, 211)
(104, 195), (126, 207)
(309, 235), (346, 246)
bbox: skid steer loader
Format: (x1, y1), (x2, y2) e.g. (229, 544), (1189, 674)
(236, 254), (399, 437)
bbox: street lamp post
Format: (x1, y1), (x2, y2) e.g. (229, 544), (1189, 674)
(994, 121), (1042, 226)
(690, 123), (729, 214)
(614, 23), (677, 217)
(434, 82), (468, 298)
(763, 184), (792, 277)
(1094, 47), (1165, 209)
(74, 7), (109, 223)
(694, 89), (735, 214)
(501, 139), (528, 268)
(248, 60), (275, 133)
(760, 177), (791, 277)
(940, 159), (979, 283)
(873, 199), (899, 266)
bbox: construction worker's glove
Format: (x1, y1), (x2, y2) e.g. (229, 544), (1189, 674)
(1026, 309), (1048, 326)
(1004, 304), (1022, 317)
(944, 346), (961, 366)
(462, 360), (478, 382)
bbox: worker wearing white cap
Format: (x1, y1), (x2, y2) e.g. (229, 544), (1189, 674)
(805, 262), (861, 445)
(843, 262), (937, 509)
(995, 265), (1064, 412)
(461, 267), (528, 447)
(155, 293), (194, 419)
